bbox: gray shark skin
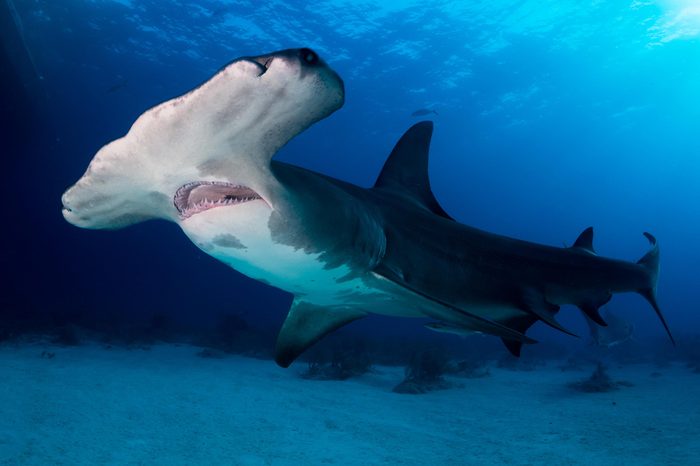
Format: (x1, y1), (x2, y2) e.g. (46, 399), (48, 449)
(61, 48), (674, 368)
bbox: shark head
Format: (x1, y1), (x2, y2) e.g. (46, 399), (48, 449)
(62, 48), (344, 235)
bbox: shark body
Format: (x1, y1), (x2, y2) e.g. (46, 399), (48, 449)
(62, 48), (673, 367)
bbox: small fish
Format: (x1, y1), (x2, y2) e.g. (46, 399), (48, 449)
(411, 108), (438, 117)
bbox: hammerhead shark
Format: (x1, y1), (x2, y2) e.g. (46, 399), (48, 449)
(61, 48), (674, 367)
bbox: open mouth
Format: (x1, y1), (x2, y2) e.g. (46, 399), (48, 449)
(174, 181), (263, 219)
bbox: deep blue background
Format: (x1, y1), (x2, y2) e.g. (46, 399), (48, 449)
(2, 0), (698, 348)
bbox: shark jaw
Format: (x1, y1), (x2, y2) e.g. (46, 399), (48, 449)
(173, 181), (267, 220)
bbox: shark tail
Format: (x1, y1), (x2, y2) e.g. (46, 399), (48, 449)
(636, 232), (675, 345)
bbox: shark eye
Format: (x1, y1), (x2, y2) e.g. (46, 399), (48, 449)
(300, 48), (318, 65)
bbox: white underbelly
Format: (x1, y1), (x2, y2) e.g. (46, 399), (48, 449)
(179, 204), (404, 309)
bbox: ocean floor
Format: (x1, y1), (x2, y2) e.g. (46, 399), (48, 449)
(1, 343), (698, 465)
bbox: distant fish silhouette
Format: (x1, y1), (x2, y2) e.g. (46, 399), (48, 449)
(106, 79), (127, 94)
(411, 108), (438, 117)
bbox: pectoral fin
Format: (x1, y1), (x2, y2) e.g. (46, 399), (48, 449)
(275, 300), (366, 368)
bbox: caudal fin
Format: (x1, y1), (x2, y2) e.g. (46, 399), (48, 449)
(637, 232), (675, 345)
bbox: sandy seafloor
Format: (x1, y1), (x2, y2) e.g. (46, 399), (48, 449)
(1, 343), (698, 465)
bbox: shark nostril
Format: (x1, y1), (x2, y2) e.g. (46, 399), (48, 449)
(299, 48), (318, 66)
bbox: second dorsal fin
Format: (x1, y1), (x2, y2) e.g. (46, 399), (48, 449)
(373, 121), (452, 219)
(571, 226), (595, 254)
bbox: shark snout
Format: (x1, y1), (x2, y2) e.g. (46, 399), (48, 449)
(61, 188), (78, 220)
(61, 184), (104, 227)
(61, 189), (90, 228)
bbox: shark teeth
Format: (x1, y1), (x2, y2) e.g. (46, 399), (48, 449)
(174, 181), (262, 219)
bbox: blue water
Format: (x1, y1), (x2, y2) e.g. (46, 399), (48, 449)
(4, 1), (700, 464)
(2, 0), (699, 378)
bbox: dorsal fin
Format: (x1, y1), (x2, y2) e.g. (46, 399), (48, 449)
(374, 121), (452, 219)
(571, 226), (595, 253)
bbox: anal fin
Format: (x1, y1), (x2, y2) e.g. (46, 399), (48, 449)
(275, 299), (366, 368)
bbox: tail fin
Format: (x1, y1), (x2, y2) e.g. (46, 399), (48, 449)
(637, 232), (675, 345)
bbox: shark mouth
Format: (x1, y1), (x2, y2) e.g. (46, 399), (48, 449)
(174, 181), (262, 219)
